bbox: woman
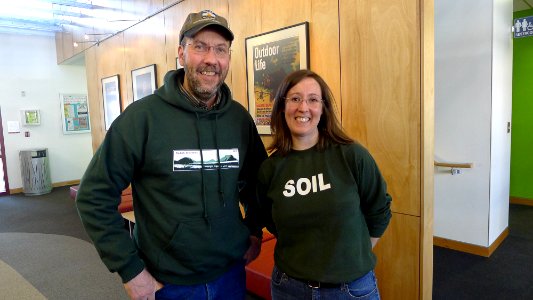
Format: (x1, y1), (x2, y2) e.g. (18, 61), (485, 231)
(258, 70), (392, 299)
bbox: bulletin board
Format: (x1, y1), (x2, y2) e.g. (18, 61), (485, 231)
(60, 94), (91, 134)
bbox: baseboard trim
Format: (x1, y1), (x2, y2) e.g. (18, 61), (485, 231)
(434, 228), (509, 258)
(52, 179), (80, 188)
(9, 179), (80, 195)
(510, 196), (533, 206)
(9, 188), (23, 194)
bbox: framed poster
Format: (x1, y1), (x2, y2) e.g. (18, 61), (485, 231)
(245, 22), (309, 134)
(60, 94), (91, 134)
(102, 74), (121, 130)
(21, 109), (40, 126)
(131, 64), (156, 101)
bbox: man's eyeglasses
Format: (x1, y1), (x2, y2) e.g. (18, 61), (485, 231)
(186, 41), (230, 58)
(285, 96), (323, 108)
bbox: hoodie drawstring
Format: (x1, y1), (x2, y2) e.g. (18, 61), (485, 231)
(214, 115), (226, 207)
(195, 112), (210, 229)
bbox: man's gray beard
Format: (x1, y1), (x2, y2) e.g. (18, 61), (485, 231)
(193, 83), (219, 102)
(185, 68), (222, 102)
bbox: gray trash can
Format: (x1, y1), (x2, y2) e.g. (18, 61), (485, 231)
(19, 148), (52, 196)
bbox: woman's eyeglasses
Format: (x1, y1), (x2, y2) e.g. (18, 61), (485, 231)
(284, 96), (323, 108)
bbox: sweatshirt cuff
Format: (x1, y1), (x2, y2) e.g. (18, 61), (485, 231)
(365, 215), (392, 238)
(118, 258), (146, 283)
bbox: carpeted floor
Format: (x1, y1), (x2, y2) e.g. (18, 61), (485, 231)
(0, 186), (90, 242)
(0, 186), (262, 300)
(0, 186), (128, 300)
(433, 204), (533, 299)
(0, 232), (127, 299)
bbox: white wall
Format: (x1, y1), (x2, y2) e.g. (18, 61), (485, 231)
(489, 0), (513, 244)
(434, 0), (512, 247)
(0, 33), (93, 191)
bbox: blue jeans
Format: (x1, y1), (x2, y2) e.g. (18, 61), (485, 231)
(155, 260), (246, 300)
(271, 265), (380, 300)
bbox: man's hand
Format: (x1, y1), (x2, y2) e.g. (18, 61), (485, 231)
(124, 268), (163, 300)
(243, 235), (262, 265)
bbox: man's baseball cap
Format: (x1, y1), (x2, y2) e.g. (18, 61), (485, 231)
(179, 10), (234, 42)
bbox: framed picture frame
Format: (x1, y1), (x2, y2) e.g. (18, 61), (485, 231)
(21, 109), (41, 126)
(131, 64), (157, 101)
(245, 22), (309, 134)
(101, 74), (121, 130)
(60, 94), (91, 134)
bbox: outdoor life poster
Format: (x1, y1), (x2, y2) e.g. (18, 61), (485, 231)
(246, 23), (309, 134)
(60, 94), (90, 134)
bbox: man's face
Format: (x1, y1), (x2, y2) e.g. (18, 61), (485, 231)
(178, 29), (231, 103)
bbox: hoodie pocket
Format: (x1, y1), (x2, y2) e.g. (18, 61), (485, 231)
(157, 216), (250, 274)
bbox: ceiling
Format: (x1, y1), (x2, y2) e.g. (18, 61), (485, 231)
(1, 0), (532, 38)
(0, 0), (142, 37)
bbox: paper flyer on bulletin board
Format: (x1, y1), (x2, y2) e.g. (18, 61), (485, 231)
(60, 94), (91, 134)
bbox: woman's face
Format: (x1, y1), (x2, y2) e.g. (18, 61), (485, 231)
(283, 77), (323, 143)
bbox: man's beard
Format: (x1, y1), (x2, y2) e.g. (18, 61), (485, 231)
(184, 64), (226, 102)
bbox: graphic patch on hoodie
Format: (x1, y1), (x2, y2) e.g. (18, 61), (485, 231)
(173, 148), (240, 171)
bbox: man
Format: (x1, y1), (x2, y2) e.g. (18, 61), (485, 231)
(76, 10), (267, 300)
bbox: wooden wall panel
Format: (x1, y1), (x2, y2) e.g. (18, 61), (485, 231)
(309, 0), (341, 115)
(374, 213), (420, 300)
(123, 0), (165, 17)
(339, 0), (420, 217)
(420, 0), (435, 298)
(61, 32), (74, 64)
(260, 0), (311, 33)
(55, 33), (64, 64)
(94, 33), (126, 148)
(228, 0), (262, 108)
(72, 28), (87, 54)
(84, 46), (103, 153)
(163, 3), (190, 76)
(56, 29), (87, 63)
(123, 12), (166, 109)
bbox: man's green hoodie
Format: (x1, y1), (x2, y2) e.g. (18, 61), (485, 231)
(76, 69), (267, 285)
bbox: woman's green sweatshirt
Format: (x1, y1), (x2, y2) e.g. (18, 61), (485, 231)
(258, 143), (392, 283)
(76, 69), (267, 285)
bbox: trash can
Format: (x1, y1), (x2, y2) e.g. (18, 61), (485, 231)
(19, 148), (52, 196)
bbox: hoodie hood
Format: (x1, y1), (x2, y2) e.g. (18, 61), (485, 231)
(155, 69), (233, 114)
